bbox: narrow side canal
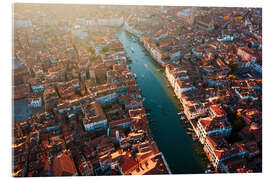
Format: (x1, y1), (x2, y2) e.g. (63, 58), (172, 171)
(117, 29), (206, 174)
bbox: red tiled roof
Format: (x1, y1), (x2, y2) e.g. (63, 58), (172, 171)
(109, 118), (133, 128)
(242, 141), (259, 154)
(53, 151), (78, 176)
(43, 156), (51, 172)
(120, 155), (138, 174)
(129, 108), (146, 118)
(206, 136), (217, 148)
(200, 116), (229, 132)
(210, 104), (225, 117)
(99, 153), (111, 163)
(214, 145), (241, 160)
(200, 118), (212, 130)
(222, 156), (247, 172)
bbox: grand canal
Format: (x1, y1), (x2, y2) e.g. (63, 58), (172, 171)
(117, 29), (206, 174)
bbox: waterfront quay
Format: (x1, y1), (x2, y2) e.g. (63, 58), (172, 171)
(123, 7), (261, 173)
(117, 29), (206, 174)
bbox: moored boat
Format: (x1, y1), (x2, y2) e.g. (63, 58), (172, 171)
(177, 112), (184, 115)
(145, 108), (152, 112)
(192, 134), (198, 141)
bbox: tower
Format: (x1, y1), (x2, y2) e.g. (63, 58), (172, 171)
(115, 130), (119, 141)
(189, 7), (196, 25)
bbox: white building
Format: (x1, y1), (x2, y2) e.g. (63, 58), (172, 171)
(196, 116), (232, 144)
(82, 101), (108, 132)
(84, 120), (108, 132)
(203, 135), (247, 170)
(31, 84), (44, 93)
(29, 97), (42, 108)
(95, 92), (118, 107)
(183, 103), (207, 120)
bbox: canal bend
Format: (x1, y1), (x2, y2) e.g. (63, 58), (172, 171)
(117, 29), (205, 174)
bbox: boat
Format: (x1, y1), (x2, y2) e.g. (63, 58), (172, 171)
(131, 48), (134, 53)
(181, 116), (186, 120)
(178, 105), (184, 108)
(152, 100), (158, 104)
(162, 112), (168, 116)
(126, 57), (132, 64)
(179, 116), (186, 121)
(205, 169), (212, 173)
(177, 112), (184, 115)
(149, 119), (155, 123)
(205, 166), (215, 173)
(187, 132), (193, 135)
(184, 121), (189, 124)
(192, 134), (198, 141)
(145, 108), (152, 112)
(187, 128), (194, 132)
(161, 108), (168, 116)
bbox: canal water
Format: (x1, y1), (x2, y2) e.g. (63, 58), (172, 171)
(117, 29), (206, 174)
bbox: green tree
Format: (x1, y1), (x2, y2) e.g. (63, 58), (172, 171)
(87, 46), (95, 54)
(214, 24), (220, 30)
(232, 114), (245, 131)
(228, 74), (237, 80)
(102, 46), (109, 52)
(71, 64), (76, 70)
(229, 62), (238, 73)
(42, 64), (48, 73)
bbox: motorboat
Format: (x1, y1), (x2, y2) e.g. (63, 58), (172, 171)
(177, 112), (184, 115)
